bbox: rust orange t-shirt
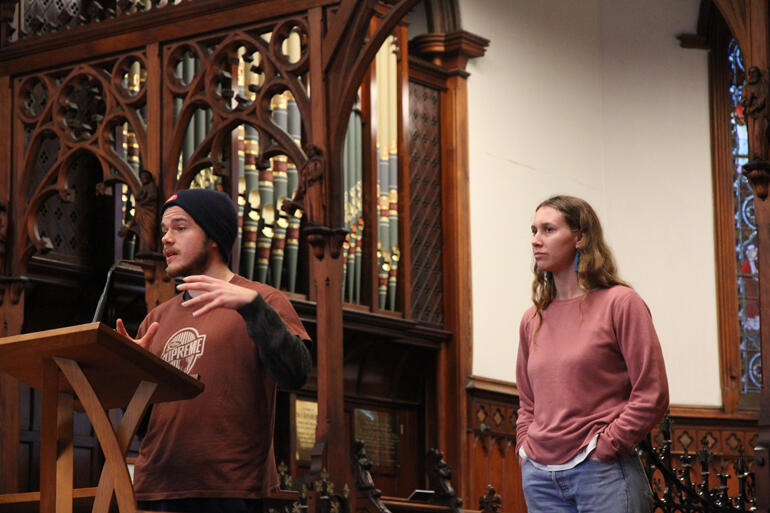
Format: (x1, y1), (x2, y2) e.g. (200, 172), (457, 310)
(132, 275), (309, 501)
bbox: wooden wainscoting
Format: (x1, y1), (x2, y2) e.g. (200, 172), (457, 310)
(465, 376), (759, 513)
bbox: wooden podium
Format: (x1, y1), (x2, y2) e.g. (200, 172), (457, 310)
(0, 322), (204, 513)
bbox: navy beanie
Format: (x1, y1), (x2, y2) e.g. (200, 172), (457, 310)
(161, 189), (238, 263)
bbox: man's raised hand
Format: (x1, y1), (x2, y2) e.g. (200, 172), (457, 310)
(177, 275), (258, 317)
(116, 318), (158, 349)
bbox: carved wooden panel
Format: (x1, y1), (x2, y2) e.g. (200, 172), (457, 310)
(161, 19), (310, 196)
(13, 50), (149, 273)
(649, 420), (758, 499)
(408, 79), (443, 326)
(14, 0), (188, 43)
(467, 394), (524, 513)
(467, 385), (760, 513)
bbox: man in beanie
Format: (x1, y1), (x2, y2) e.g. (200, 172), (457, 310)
(116, 188), (311, 513)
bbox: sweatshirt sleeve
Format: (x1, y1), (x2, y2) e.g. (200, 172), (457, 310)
(515, 312), (535, 456)
(595, 292), (669, 460)
(237, 293), (312, 390)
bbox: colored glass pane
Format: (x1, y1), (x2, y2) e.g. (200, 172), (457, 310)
(728, 40), (761, 395)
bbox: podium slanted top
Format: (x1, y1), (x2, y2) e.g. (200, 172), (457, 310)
(0, 322), (204, 409)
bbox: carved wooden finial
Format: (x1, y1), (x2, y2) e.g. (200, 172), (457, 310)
(478, 485), (501, 513)
(741, 65), (770, 199)
(426, 448), (463, 513)
(743, 161), (770, 200)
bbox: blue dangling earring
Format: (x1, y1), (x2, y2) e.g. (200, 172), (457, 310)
(574, 251), (580, 273)
(545, 271), (553, 280)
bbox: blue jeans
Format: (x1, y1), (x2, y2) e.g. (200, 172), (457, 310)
(521, 455), (654, 513)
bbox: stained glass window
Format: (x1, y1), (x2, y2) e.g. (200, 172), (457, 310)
(728, 40), (761, 396)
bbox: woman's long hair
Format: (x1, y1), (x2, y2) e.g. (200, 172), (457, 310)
(531, 195), (629, 318)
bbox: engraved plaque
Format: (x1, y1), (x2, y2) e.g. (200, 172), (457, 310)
(295, 399), (317, 462)
(354, 408), (399, 467)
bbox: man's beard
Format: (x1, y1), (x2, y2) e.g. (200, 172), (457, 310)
(166, 238), (211, 278)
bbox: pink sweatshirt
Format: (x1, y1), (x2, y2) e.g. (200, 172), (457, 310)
(515, 286), (669, 465)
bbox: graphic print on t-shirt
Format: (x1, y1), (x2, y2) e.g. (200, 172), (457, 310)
(161, 327), (206, 374)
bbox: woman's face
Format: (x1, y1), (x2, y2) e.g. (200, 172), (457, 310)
(531, 206), (581, 273)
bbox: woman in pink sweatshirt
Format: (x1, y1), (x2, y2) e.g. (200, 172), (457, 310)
(516, 195), (668, 513)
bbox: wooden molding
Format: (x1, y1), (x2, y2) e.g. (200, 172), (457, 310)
(0, 0), (338, 75)
(712, 0), (748, 58)
(465, 375), (518, 399)
(669, 405), (758, 423)
(464, 375), (759, 425)
(410, 31), (489, 71)
(707, 7), (754, 416)
(677, 33), (709, 49)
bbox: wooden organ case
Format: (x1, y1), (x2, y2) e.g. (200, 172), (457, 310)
(0, 0), (489, 512)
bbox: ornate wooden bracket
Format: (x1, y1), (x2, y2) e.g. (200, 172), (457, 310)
(117, 170), (159, 254)
(410, 31), (489, 70)
(352, 440), (391, 513)
(744, 161), (770, 200)
(742, 65), (770, 198)
(306, 227), (348, 261)
(135, 256), (174, 311)
(426, 448), (463, 513)
(284, 144), (326, 224)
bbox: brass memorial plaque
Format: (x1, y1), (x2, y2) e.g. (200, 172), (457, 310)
(354, 408), (399, 467)
(295, 399), (317, 462)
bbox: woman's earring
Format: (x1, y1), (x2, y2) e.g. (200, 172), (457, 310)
(574, 252), (580, 273)
(545, 271), (553, 280)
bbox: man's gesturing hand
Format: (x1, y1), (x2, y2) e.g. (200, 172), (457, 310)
(116, 318), (158, 349)
(177, 275), (258, 317)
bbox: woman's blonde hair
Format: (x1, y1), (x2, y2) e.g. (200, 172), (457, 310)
(531, 195), (629, 319)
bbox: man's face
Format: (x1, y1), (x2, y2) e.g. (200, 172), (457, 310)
(160, 206), (212, 277)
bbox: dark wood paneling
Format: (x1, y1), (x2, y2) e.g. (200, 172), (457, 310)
(408, 79), (444, 326)
(466, 377), (760, 513)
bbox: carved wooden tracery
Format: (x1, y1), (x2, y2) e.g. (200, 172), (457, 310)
(14, 56), (149, 274)
(164, 22), (311, 195)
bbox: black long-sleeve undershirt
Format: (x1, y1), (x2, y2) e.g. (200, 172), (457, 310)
(236, 293), (312, 390)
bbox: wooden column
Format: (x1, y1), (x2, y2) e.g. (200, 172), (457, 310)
(411, 30), (488, 502)
(304, 6), (350, 506)
(140, 41), (175, 311)
(303, 4), (422, 510)
(712, 0), (770, 509)
(0, 67), (21, 496)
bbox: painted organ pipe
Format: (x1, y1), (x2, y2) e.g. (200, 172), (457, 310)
(353, 113), (363, 304)
(387, 40), (399, 311)
(181, 54), (194, 177)
(376, 36), (398, 310)
(176, 51), (215, 191)
(119, 60), (144, 259)
(241, 124), (260, 281)
(342, 115), (352, 301)
(234, 33), (304, 292)
(343, 110), (363, 304)
(286, 68), (302, 292)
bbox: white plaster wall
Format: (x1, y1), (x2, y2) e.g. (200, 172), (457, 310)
(462, 0), (721, 406)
